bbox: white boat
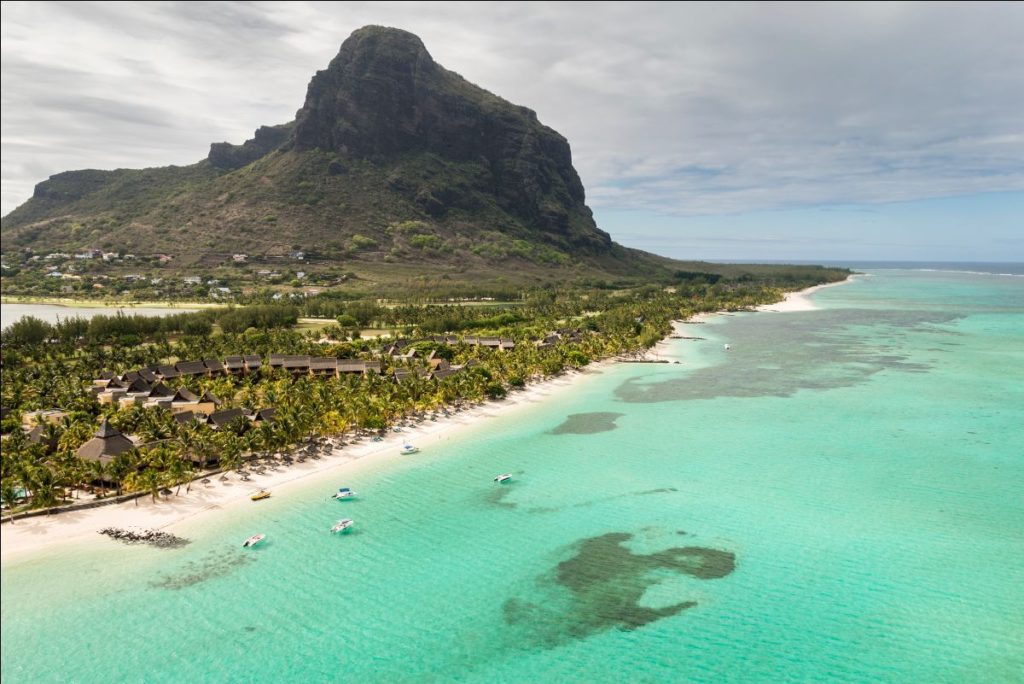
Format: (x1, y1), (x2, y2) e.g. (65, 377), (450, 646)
(723, 344), (731, 351)
(494, 474), (512, 483)
(400, 444), (419, 455)
(331, 519), (354, 534)
(242, 534), (266, 548)
(332, 487), (356, 500)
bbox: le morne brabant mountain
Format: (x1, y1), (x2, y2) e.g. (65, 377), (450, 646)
(2, 26), (689, 284)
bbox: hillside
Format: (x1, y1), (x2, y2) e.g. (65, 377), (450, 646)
(1, 26), (680, 282)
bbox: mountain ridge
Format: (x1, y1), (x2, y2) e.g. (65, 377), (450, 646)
(1, 26), (669, 280)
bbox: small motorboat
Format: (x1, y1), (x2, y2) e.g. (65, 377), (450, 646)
(331, 519), (354, 534)
(494, 474), (513, 484)
(723, 344), (731, 351)
(400, 444), (420, 455)
(242, 534), (266, 548)
(332, 487), (356, 500)
(250, 489), (271, 501)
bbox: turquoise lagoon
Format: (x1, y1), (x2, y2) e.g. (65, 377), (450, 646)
(3, 268), (1023, 682)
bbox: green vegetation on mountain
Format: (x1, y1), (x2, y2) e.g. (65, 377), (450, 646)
(1, 26), (672, 283)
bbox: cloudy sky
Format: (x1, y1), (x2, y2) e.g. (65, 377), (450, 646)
(2, 1), (1022, 261)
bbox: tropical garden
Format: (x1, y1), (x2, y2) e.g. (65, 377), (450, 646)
(1, 270), (848, 516)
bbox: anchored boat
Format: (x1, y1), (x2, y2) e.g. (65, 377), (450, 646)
(494, 474), (513, 484)
(242, 534), (266, 548)
(331, 519), (354, 534)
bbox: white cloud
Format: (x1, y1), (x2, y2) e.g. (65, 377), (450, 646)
(2, 1), (1022, 217)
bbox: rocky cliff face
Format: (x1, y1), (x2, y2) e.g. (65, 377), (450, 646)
(291, 26), (608, 251)
(3, 26), (619, 262)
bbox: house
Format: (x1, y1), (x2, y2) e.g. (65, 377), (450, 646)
(172, 411), (201, 426)
(243, 355), (262, 372)
(21, 409), (69, 429)
(200, 391), (223, 407)
(232, 254), (247, 263)
(249, 408), (276, 423)
(76, 419), (136, 465)
(175, 360), (208, 378)
(156, 364), (180, 380)
(203, 359), (226, 376)
(309, 357), (338, 376)
(282, 355), (311, 375)
(224, 356), (245, 375)
(206, 408), (246, 430)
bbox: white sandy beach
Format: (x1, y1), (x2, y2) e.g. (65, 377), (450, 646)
(1, 363), (605, 562)
(1, 278), (856, 562)
(754, 276), (855, 313)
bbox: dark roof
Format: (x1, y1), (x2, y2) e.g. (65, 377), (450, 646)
(224, 356), (245, 369)
(138, 368), (158, 383)
(337, 360), (366, 373)
(310, 357), (337, 370)
(172, 411), (199, 425)
(148, 382), (175, 398)
(98, 370), (115, 380)
(252, 408), (276, 422)
(204, 359), (225, 373)
(243, 355), (262, 367)
(480, 337), (501, 347)
(394, 369), (413, 382)
(432, 368), (457, 380)
(76, 419), (135, 463)
(282, 355), (310, 369)
(268, 354), (286, 367)
(125, 377), (152, 393)
(207, 408), (245, 428)
(176, 360), (207, 376)
(172, 388), (200, 402)
(364, 361), (381, 373)
(200, 391), (222, 406)
(157, 365), (180, 379)
(122, 370), (141, 382)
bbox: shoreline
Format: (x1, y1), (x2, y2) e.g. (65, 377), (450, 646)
(0, 361), (610, 563)
(1, 277), (854, 563)
(753, 276), (855, 313)
(1, 296), (217, 310)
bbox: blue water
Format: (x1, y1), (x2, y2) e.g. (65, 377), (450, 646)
(3, 268), (1023, 682)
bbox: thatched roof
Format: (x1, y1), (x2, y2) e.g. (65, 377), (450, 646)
(200, 391), (222, 406)
(157, 364), (180, 379)
(204, 359), (226, 374)
(148, 382), (175, 398)
(176, 360), (207, 376)
(76, 419), (135, 464)
(172, 388), (200, 403)
(207, 408), (245, 428)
